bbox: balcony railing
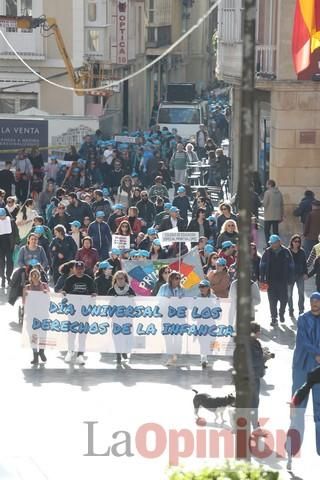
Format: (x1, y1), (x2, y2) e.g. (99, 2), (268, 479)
(256, 45), (276, 77)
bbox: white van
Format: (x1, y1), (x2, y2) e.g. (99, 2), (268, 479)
(156, 101), (207, 140)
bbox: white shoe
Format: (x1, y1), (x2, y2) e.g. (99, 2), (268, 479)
(64, 351), (74, 363)
(166, 355), (177, 366)
(75, 354), (85, 365)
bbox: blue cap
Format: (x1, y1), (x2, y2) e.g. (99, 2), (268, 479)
(153, 239), (161, 246)
(164, 203), (172, 209)
(147, 227), (157, 235)
(102, 187), (109, 196)
(28, 258), (38, 266)
(269, 234), (281, 244)
(177, 186), (186, 193)
(70, 220), (81, 228)
(216, 257), (227, 266)
(207, 216), (216, 222)
(111, 248), (121, 255)
(310, 292), (320, 301)
(199, 279), (211, 287)
(129, 250), (138, 257)
(99, 261), (112, 270)
(0, 208), (6, 217)
(34, 226), (45, 234)
(222, 241), (235, 249)
(96, 211), (105, 218)
(138, 249), (149, 258)
(131, 172), (138, 177)
(204, 244), (214, 254)
(112, 204), (125, 210)
(170, 206), (179, 213)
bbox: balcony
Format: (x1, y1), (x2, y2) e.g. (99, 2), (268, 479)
(146, 25), (171, 54)
(216, 0), (277, 82)
(256, 45), (276, 79)
(0, 27), (45, 59)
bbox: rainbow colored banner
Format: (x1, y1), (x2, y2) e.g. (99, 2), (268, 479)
(121, 248), (204, 296)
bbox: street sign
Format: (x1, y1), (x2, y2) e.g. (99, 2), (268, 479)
(114, 135), (137, 144)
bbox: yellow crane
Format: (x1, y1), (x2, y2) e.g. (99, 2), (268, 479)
(0, 14), (113, 97)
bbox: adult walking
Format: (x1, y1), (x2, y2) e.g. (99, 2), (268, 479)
(49, 225), (77, 283)
(263, 179), (284, 245)
(63, 260), (97, 365)
(288, 234), (308, 317)
(286, 293), (320, 465)
(0, 207), (20, 287)
(88, 211), (112, 260)
(157, 271), (185, 366)
(169, 143), (188, 185)
(260, 234), (294, 326)
(303, 199), (320, 259)
(107, 270), (135, 365)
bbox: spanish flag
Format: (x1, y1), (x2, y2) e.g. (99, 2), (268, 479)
(292, 0), (320, 74)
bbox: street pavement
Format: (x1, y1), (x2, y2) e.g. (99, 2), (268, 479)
(0, 277), (319, 478)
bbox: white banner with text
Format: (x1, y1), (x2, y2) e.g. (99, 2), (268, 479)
(22, 292), (233, 355)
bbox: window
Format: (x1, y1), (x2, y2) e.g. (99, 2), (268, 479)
(147, 27), (156, 44)
(6, 0), (32, 16)
(6, 0), (32, 32)
(21, 0), (32, 16)
(6, 0), (17, 16)
(88, 2), (97, 22)
(149, 0), (155, 24)
(20, 97), (37, 111)
(158, 107), (200, 125)
(0, 97), (15, 113)
(88, 30), (100, 52)
(0, 93), (37, 114)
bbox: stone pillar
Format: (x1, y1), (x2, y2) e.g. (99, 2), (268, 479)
(270, 82), (320, 236)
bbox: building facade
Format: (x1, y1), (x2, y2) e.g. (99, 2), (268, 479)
(216, 0), (320, 232)
(145, 0), (215, 111)
(0, 0), (147, 132)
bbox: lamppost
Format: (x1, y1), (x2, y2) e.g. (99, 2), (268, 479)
(235, 0), (257, 460)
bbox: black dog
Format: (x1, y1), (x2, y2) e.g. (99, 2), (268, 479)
(192, 389), (236, 422)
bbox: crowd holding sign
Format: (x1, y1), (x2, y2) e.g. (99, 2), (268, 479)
(22, 291), (233, 355)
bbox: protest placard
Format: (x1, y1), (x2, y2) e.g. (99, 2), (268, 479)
(112, 235), (130, 250)
(22, 292), (233, 355)
(114, 135), (137, 144)
(158, 230), (199, 245)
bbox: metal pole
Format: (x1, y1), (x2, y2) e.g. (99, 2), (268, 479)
(235, 0), (256, 460)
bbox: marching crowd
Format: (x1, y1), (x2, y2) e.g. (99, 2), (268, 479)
(0, 116), (319, 376)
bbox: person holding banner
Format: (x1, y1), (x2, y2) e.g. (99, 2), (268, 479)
(157, 271), (185, 366)
(198, 279), (217, 368)
(23, 268), (49, 365)
(107, 270), (135, 365)
(63, 261), (97, 365)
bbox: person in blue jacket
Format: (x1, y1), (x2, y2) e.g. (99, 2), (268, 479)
(286, 292), (320, 467)
(88, 210), (112, 261)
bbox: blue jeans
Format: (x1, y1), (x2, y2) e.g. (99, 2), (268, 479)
(286, 367), (320, 457)
(288, 275), (305, 314)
